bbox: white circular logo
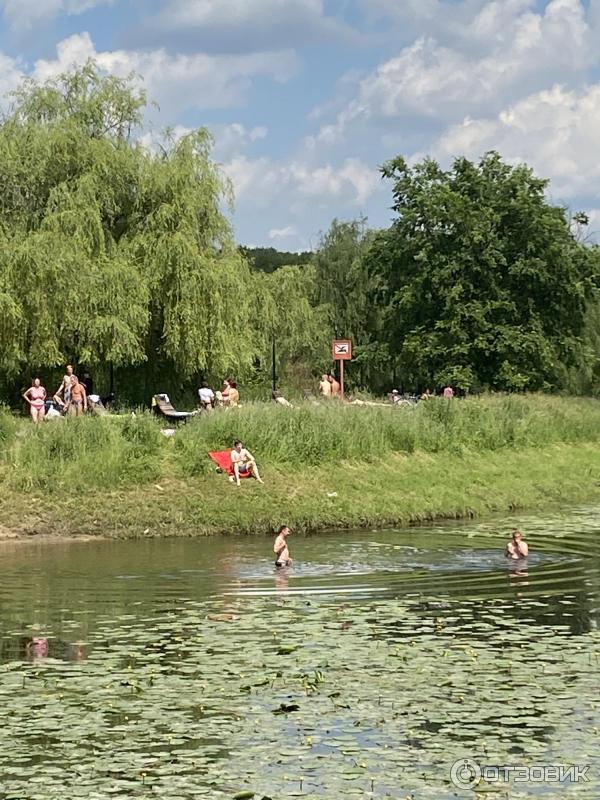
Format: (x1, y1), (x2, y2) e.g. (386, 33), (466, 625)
(450, 758), (482, 789)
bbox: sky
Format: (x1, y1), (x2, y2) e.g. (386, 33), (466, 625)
(1, 0), (599, 250)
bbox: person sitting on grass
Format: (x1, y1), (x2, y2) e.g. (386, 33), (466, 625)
(230, 439), (263, 486)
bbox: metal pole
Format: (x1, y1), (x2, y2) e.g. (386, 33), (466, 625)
(272, 335), (277, 393)
(340, 358), (344, 401)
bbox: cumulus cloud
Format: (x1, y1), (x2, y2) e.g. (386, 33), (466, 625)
(0, 0), (112, 30)
(223, 155), (380, 208)
(211, 123), (268, 162)
(0, 52), (25, 102)
(429, 83), (600, 201)
(269, 225), (298, 240)
(32, 32), (298, 116)
(311, 0), (594, 149)
(131, 0), (356, 54)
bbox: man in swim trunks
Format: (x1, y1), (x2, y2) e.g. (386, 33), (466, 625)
(230, 440), (264, 486)
(69, 376), (88, 416)
(274, 525), (292, 567)
(506, 529), (529, 559)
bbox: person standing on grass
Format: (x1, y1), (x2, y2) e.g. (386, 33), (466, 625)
(230, 439), (263, 486)
(274, 525), (292, 567)
(506, 529), (529, 559)
(69, 375), (88, 416)
(443, 385), (454, 398)
(23, 378), (46, 423)
(54, 364), (74, 411)
(228, 380), (240, 407)
(198, 382), (215, 410)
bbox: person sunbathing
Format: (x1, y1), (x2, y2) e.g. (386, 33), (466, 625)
(230, 440), (263, 486)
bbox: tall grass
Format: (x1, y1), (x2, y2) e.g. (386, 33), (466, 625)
(2, 395), (600, 493)
(6, 414), (164, 493)
(174, 394), (600, 475)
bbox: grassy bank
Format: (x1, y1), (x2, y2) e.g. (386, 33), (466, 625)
(1, 395), (600, 538)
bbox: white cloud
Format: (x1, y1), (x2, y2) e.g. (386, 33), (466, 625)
(134, 0), (355, 53)
(32, 33), (297, 116)
(211, 123), (268, 162)
(269, 225), (297, 240)
(0, 0), (112, 30)
(0, 52), (24, 102)
(223, 155), (380, 208)
(429, 83), (600, 200)
(312, 0), (594, 148)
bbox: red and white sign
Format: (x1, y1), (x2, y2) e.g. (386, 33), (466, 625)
(332, 340), (352, 360)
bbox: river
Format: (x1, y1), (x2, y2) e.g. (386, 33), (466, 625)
(1, 505), (599, 798)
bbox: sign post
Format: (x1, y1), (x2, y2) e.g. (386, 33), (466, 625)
(332, 340), (352, 400)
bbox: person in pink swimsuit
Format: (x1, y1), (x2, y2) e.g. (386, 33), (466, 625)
(23, 378), (47, 423)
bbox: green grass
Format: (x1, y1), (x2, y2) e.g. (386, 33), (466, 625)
(1, 395), (600, 537)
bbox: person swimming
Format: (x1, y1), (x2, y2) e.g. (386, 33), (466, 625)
(505, 529), (529, 559)
(274, 525), (292, 567)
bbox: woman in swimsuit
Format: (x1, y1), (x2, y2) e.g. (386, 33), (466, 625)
(23, 378), (47, 423)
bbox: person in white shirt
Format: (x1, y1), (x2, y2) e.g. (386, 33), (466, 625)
(230, 440), (264, 486)
(198, 383), (215, 410)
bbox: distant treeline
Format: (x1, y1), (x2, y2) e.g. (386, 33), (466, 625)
(239, 246), (313, 273)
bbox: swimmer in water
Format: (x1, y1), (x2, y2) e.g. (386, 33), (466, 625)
(274, 525), (292, 567)
(505, 528), (529, 559)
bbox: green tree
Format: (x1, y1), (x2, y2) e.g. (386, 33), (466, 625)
(0, 62), (255, 389)
(240, 246), (313, 273)
(366, 152), (595, 391)
(252, 264), (330, 387)
(313, 218), (384, 386)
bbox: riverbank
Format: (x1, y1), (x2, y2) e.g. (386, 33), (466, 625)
(1, 396), (600, 539)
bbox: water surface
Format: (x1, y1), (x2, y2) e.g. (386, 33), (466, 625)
(1, 506), (599, 798)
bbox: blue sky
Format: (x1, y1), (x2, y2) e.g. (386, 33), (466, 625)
(1, 0), (599, 249)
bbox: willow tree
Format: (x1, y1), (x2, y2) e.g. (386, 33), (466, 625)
(253, 265), (330, 389)
(0, 64), (150, 374)
(0, 62), (256, 390)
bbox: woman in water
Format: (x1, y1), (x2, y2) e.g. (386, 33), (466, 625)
(23, 378), (46, 423)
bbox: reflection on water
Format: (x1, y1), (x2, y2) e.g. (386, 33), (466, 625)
(0, 505), (599, 798)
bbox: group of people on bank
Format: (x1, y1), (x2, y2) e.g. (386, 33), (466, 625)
(198, 378), (240, 410)
(23, 365), (93, 423)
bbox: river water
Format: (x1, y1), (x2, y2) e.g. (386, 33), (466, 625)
(1, 506), (599, 798)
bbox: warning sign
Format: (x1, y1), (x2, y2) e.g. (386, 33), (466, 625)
(332, 340), (352, 360)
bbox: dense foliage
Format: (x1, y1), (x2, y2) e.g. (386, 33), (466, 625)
(365, 153), (599, 392)
(0, 65), (329, 402)
(240, 246), (313, 273)
(1, 65), (599, 401)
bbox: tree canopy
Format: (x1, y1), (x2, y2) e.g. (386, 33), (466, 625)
(2, 64), (599, 401)
(0, 62), (257, 381)
(365, 152), (598, 391)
